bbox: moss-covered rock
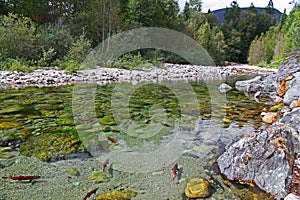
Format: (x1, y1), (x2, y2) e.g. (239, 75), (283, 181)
(0, 105), (26, 114)
(99, 116), (116, 126)
(0, 153), (15, 159)
(185, 178), (211, 198)
(269, 104), (284, 112)
(0, 129), (18, 141)
(89, 171), (111, 183)
(57, 113), (74, 126)
(0, 122), (21, 129)
(96, 189), (138, 200)
(66, 167), (80, 176)
(19, 132), (79, 162)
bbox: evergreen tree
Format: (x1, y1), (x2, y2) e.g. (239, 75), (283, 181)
(182, 2), (192, 21)
(224, 1), (241, 29)
(189, 0), (202, 12)
(126, 0), (179, 28)
(265, 0), (276, 26)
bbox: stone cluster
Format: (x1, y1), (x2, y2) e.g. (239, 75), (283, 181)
(0, 64), (275, 89)
(218, 56), (300, 200)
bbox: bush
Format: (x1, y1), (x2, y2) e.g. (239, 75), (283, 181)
(55, 60), (84, 72)
(0, 58), (36, 71)
(40, 25), (74, 62)
(37, 48), (56, 67)
(65, 35), (92, 63)
(109, 53), (154, 70)
(0, 13), (40, 60)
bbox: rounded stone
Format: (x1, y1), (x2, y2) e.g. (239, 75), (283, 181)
(89, 171), (111, 183)
(66, 167), (80, 176)
(185, 178), (210, 198)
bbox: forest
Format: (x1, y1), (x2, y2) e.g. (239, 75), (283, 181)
(0, 0), (299, 71)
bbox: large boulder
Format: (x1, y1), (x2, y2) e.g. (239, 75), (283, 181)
(219, 57), (300, 200)
(217, 125), (294, 199)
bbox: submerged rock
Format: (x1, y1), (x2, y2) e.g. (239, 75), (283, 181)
(89, 171), (111, 183)
(184, 178), (210, 198)
(96, 189), (137, 200)
(66, 167), (80, 176)
(218, 83), (233, 93)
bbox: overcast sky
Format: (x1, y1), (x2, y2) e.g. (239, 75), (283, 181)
(178, 0), (294, 14)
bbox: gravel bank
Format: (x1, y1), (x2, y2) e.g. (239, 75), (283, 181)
(0, 64), (276, 89)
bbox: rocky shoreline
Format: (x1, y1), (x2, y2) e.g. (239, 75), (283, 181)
(218, 56), (300, 200)
(0, 64), (276, 89)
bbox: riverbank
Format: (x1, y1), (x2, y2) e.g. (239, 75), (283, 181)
(218, 56), (300, 200)
(0, 64), (276, 89)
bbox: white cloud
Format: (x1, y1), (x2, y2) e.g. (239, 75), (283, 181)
(178, 0), (294, 14)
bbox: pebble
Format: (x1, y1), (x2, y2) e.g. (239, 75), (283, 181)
(0, 65), (275, 89)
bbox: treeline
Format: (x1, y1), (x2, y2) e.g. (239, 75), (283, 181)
(0, 0), (299, 71)
(248, 6), (300, 66)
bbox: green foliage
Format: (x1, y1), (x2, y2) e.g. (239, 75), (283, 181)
(248, 6), (300, 66)
(126, 0), (179, 28)
(37, 48), (56, 67)
(109, 53), (154, 70)
(40, 26), (74, 61)
(0, 13), (40, 60)
(70, 0), (123, 46)
(197, 22), (226, 65)
(55, 60), (83, 72)
(0, 58), (36, 71)
(65, 35), (92, 63)
(0, 13), (76, 68)
(281, 6), (300, 52)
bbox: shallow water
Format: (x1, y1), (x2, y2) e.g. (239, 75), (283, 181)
(0, 78), (274, 200)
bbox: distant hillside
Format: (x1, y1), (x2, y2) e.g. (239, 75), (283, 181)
(212, 7), (282, 25)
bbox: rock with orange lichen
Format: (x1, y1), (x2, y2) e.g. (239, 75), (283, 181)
(277, 75), (293, 97)
(96, 190), (137, 200)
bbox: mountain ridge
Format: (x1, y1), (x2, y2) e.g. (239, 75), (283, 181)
(212, 7), (282, 25)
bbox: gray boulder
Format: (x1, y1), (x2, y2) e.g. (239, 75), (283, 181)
(218, 83), (232, 93)
(283, 72), (300, 105)
(217, 126), (294, 199)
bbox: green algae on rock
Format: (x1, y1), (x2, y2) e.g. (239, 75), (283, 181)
(185, 178), (211, 198)
(96, 189), (138, 200)
(0, 121), (21, 129)
(0, 104), (26, 115)
(0, 153), (15, 159)
(19, 132), (80, 162)
(66, 167), (80, 176)
(89, 171), (111, 183)
(99, 116), (116, 126)
(269, 104), (284, 112)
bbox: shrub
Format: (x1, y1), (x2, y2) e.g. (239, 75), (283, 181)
(40, 25), (74, 62)
(0, 58), (36, 71)
(0, 13), (39, 60)
(65, 35), (92, 63)
(37, 47), (56, 67)
(55, 60), (83, 72)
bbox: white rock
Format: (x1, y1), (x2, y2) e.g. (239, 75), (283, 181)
(284, 193), (300, 200)
(218, 83), (232, 93)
